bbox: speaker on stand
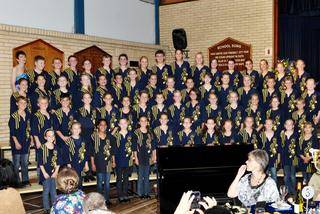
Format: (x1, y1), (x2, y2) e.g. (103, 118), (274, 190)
(172, 28), (189, 60)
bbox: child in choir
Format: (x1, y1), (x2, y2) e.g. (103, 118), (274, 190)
(47, 58), (63, 90)
(237, 75), (257, 108)
(151, 93), (167, 128)
(258, 59), (274, 91)
(201, 92), (222, 129)
(133, 91), (151, 126)
(280, 119), (299, 195)
(261, 76), (279, 110)
(168, 90), (185, 132)
(31, 96), (52, 150)
(145, 73), (159, 106)
(115, 53), (129, 79)
(10, 78), (31, 114)
(92, 74), (108, 108)
(275, 61), (287, 92)
(299, 122), (318, 185)
(303, 78), (320, 122)
(153, 113), (174, 147)
(209, 58), (222, 88)
(65, 122), (89, 188)
(82, 59), (96, 89)
(294, 59), (309, 94)
(292, 98), (308, 134)
(185, 89), (202, 135)
(244, 93), (265, 131)
(153, 49), (173, 90)
(110, 73), (127, 107)
(202, 118), (219, 146)
(38, 129), (60, 213)
(175, 117), (200, 146)
(97, 92), (119, 133)
(95, 55), (114, 84)
(8, 96), (32, 186)
(223, 91), (243, 132)
(162, 76), (175, 106)
(30, 74), (51, 113)
(90, 119), (115, 205)
(125, 68), (140, 105)
(199, 72), (214, 101)
(133, 116), (156, 198)
(280, 76), (298, 119)
(118, 96), (133, 130)
(181, 77), (194, 104)
(138, 56), (152, 89)
(112, 118), (136, 202)
(238, 116), (259, 148)
(265, 96), (283, 134)
(171, 49), (191, 90)
(218, 120), (239, 145)
(51, 76), (69, 110)
(62, 55), (79, 93)
(27, 55), (47, 93)
(73, 73), (93, 110)
(216, 73), (233, 108)
(258, 119), (279, 183)
(11, 50), (28, 92)
(224, 59), (242, 89)
(243, 58), (259, 88)
(191, 52), (210, 88)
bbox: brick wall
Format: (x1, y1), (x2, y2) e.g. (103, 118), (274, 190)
(159, 0), (274, 68)
(0, 24), (163, 144)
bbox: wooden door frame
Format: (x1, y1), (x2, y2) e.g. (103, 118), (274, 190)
(273, 0), (279, 64)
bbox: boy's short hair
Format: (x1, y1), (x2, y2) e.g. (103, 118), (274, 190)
(60, 92), (71, 100)
(34, 55), (45, 62)
(16, 96), (27, 103)
(37, 96), (49, 103)
(118, 53), (128, 61)
(155, 49), (165, 56)
(67, 55), (77, 62)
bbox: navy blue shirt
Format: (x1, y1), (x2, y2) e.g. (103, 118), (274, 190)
(174, 130), (200, 146)
(133, 129), (155, 166)
(171, 61), (191, 90)
(191, 65), (210, 88)
(31, 111), (53, 144)
(280, 131), (299, 167)
(152, 126), (174, 147)
(153, 64), (173, 90)
(65, 137), (89, 176)
(258, 131), (280, 168)
(38, 144), (60, 183)
(92, 86), (108, 108)
(201, 131), (219, 145)
(96, 106), (119, 131)
(112, 131), (136, 168)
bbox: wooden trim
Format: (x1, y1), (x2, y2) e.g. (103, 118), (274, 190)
(160, 0), (198, 6)
(273, 0), (279, 64)
(13, 39), (64, 53)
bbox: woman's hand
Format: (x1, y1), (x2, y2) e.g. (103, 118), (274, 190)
(236, 165), (247, 178)
(198, 196), (217, 210)
(174, 191), (194, 214)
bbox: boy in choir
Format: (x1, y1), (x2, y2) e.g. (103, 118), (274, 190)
(96, 92), (119, 133)
(115, 53), (129, 79)
(224, 58), (242, 89)
(51, 76), (70, 110)
(132, 90), (151, 127)
(62, 55), (80, 94)
(258, 59), (274, 91)
(27, 55), (48, 93)
(47, 58), (63, 91)
(95, 55), (114, 84)
(152, 49), (173, 90)
(261, 76), (279, 110)
(168, 90), (186, 132)
(73, 73), (93, 110)
(92, 74), (108, 108)
(119, 96), (134, 131)
(162, 76), (175, 106)
(112, 118), (136, 203)
(238, 116), (259, 148)
(198, 72), (214, 102)
(8, 96), (32, 187)
(124, 68), (140, 105)
(190, 52), (210, 88)
(11, 50), (28, 92)
(137, 56), (152, 89)
(153, 113), (174, 147)
(175, 117), (200, 146)
(38, 129), (60, 213)
(181, 77), (195, 104)
(65, 122), (89, 189)
(294, 59), (309, 94)
(201, 92), (222, 130)
(265, 96), (284, 134)
(209, 58), (222, 89)
(133, 116), (156, 199)
(291, 97), (308, 134)
(218, 120), (239, 145)
(303, 78), (320, 123)
(223, 91), (244, 133)
(145, 73), (159, 106)
(171, 49), (191, 90)
(215, 73), (233, 108)
(109, 73), (127, 108)
(30, 74), (51, 113)
(10, 78), (31, 114)
(243, 58), (259, 88)
(280, 76), (298, 120)
(151, 92), (168, 128)
(237, 74), (257, 108)
(90, 119), (115, 205)
(244, 93), (265, 132)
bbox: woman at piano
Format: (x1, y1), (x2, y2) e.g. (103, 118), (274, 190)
(227, 149), (279, 207)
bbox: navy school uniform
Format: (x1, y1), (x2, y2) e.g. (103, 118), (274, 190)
(112, 131), (136, 168)
(238, 129), (259, 148)
(95, 67), (115, 85)
(137, 68), (152, 90)
(61, 68), (80, 94)
(152, 126), (174, 147)
(257, 71), (275, 91)
(114, 67), (129, 81)
(46, 71), (62, 91)
(237, 87), (257, 108)
(26, 70), (49, 93)
(38, 144), (60, 184)
(185, 101), (203, 134)
(215, 85), (233, 108)
(303, 91), (320, 120)
(265, 108), (284, 134)
(201, 131), (219, 146)
(280, 131), (299, 167)
(222, 104), (244, 132)
(150, 105), (168, 128)
(201, 104), (223, 129)
(53, 108), (76, 144)
(51, 89), (71, 110)
(210, 70), (223, 88)
(218, 131), (239, 145)
(245, 70), (260, 88)
(168, 103), (186, 132)
(152, 64), (173, 90)
(132, 104), (152, 127)
(109, 84), (127, 108)
(261, 88), (280, 110)
(199, 85), (214, 102)
(145, 85), (159, 106)
(96, 106), (119, 132)
(224, 70), (242, 89)
(280, 89), (299, 119)
(171, 61), (191, 90)
(92, 86), (108, 108)
(81, 72), (97, 90)
(298, 135), (318, 175)
(29, 87), (52, 113)
(291, 110), (309, 134)
(31, 111), (53, 145)
(294, 72), (310, 95)
(72, 88), (93, 111)
(258, 131), (280, 169)
(9, 110), (31, 155)
(181, 88), (191, 104)
(10, 92), (32, 114)
(244, 106), (266, 129)
(191, 65), (210, 88)
(76, 106), (96, 142)
(162, 88), (175, 106)
(124, 81), (140, 105)
(119, 108), (134, 131)
(133, 129), (155, 166)
(174, 130), (200, 146)
(275, 73), (288, 93)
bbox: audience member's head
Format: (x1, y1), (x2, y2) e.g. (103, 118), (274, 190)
(0, 159), (18, 189)
(204, 206), (232, 214)
(57, 167), (79, 194)
(84, 192), (114, 214)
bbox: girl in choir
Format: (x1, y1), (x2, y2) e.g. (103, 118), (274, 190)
(202, 118), (219, 146)
(185, 89), (202, 135)
(261, 76), (279, 110)
(280, 76), (298, 120)
(191, 52), (210, 88)
(153, 113), (174, 147)
(168, 90), (186, 132)
(181, 77), (194, 104)
(65, 121), (89, 188)
(224, 59), (242, 89)
(199, 72), (214, 101)
(90, 119), (115, 205)
(299, 122), (318, 185)
(11, 50), (28, 92)
(125, 68), (140, 105)
(119, 96), (134, 131)
(294, 59), (309, 94)
(8, 96), (32, 186)
(237, 74), (257, 108)
(238, 116), (259, 148)
(112, 118), (136, 202)
(275, 61), (287, 92)
(30, 74), (51, 113)
(171, 49), (191, 90)
(115, 53), (129, 79)
(201, 92), (223, 129)
(291, 98), (308, 134)
(133, 116), (156, 199)
(223, 91), (244, 132)
(73, 73), (93, 110)
(151, 92), (168, 128)
(110, 73), (127, 108)
(243, 58), (259, 88)
(145, 73), (159, 106)
(95, 55), (114, 84)
(51, 75), (70, 110)
(47, 58), (63, 91)
(96, 92), (119, 133)
(62, 55), (80, 94)
(209, 58), (222, 89)
(280, 119), (299, 195)
(38, 129), (60, 213)
(137, 56), (152, 90)
(258, 59), (274, 91)
(218, 120), (239, 145)
(216, 73), (233, 108)
(265, 96), (284, 134)
(162, 76), (175, 106)
(10, 78), (31, 114)
(244, 93), (265, 132)
(92, 74), (108, 108)
(153, 49), (173, 90)
(258, 119), (280, 183)
(175, 117), (200, 146)
(133, 90), (151, 126)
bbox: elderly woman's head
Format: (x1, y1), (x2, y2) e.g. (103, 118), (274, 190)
(245, 149), (269, 172)
(57, 167), (79, 194)
(84, 192), (114, 214)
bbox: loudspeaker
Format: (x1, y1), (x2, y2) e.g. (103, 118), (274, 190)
(172, 28), (187, 50)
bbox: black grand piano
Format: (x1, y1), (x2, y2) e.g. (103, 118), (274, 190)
(157, 144), (254, 214)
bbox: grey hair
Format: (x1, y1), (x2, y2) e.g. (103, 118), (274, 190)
(84, 192), (113, 214)
(248, 149), (269, 171)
